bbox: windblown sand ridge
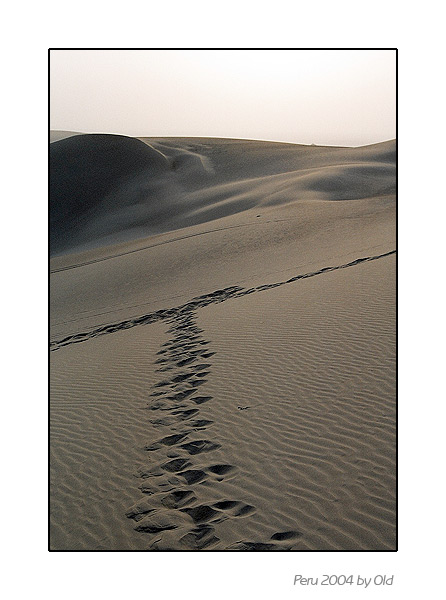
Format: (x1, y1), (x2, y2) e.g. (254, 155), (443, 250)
(50, 134), (395, 255)
(50, 134), (396, 550)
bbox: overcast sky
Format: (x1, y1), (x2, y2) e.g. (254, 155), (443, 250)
(50, 49), (396, 147)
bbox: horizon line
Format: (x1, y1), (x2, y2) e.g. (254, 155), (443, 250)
(50, 129), (396, 149)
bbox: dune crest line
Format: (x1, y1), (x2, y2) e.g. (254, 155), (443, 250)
(50, 249), (395, 352)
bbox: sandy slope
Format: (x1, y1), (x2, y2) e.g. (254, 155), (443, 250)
(50, 135), (396, 550)
(50, 322), (167, 550)
(50, 135), (394, 255)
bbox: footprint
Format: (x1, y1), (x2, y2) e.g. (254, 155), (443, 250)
(154, 357), (169, 364)
(189, 379), (206, 388)
(167, 389), (196, 402)
(181, 504), (221, 524)
(171, 408), (199, 420)
(190, 419), (214, 429)
(178, 469), (208, 485)
(195, 371), (210, 378)
(177, 357), (196, 367)
(161, 489), (196, 509)
(191, 349), (215, 358)
(154, 379), (173, 388)
(207, 464), (236, 477)
(191, 396), (212, 405)
(149, 402), (187, 412)
(134, 510), (192, 533)
(190, 363), (211, 370)
(235, 504), (256, 517)
(212, 500), (256, 517)
(270, 531), (301, 541)
(213, 500), (238, 510)
(125, 500), (156, 521)
(144, 433), (188, 451)
(171, 373), (194, 383)
(161, 458), (192, 472)
(180, 440), (221, 455)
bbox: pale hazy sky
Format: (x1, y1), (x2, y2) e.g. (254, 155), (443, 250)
(50, 49), (396, 147)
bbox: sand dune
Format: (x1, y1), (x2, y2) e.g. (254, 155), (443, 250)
(50, 134), (395, 255)
(50, 134), (396, 550)
(50, 134), (170, 254)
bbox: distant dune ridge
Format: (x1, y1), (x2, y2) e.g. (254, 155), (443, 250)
(50, 134), (170, 254)
(50, 133), (395, 255)
(50, 133), (396, 550)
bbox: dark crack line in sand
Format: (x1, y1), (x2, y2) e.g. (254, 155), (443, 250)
(50, 219), (292, 273)
(50, 249), (395, 351)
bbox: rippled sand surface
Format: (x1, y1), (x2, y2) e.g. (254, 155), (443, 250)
(50, 135), (395, 550)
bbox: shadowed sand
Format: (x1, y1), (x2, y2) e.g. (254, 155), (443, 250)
(50, 134), (395, 550)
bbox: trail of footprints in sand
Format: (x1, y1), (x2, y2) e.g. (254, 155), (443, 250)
(51, 250), (395, 549)
(50, 250), (395, 352)
(125, 308), (299, 550)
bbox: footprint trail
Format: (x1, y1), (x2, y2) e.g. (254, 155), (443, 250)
(125, 308), (296, 550)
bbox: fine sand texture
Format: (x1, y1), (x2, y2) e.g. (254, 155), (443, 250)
(50, 134), (396, 550)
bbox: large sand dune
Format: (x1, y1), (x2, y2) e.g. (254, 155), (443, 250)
(50, 134), (396, 550)
(50, 134), (395, 255)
